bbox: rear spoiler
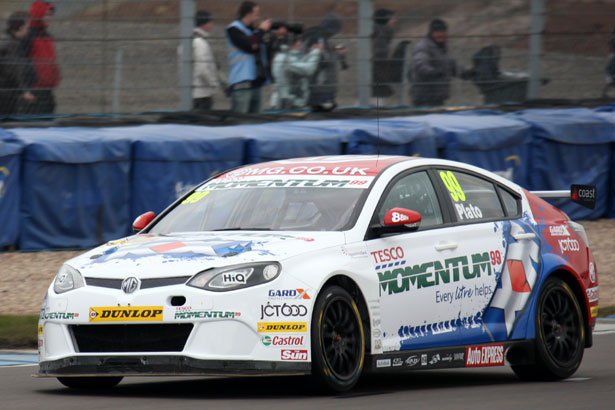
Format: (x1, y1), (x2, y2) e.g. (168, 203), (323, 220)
(530, 184), (596, 209)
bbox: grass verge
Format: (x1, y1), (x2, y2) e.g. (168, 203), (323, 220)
(2, 307), (615, 349)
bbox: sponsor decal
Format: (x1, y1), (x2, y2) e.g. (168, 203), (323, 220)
(465, 344), (505, 367)
(405, 355), (420, 367)
(429, 354), (441, 365)
(89, 306), (163, 322)
(222, 271), (249, 285)
(174, 311), (239, 319)
(591, 306), (599, 318)
(586, 286), (599, 303)
(281, 349), (308, 361)
(571, 184), (596, 209)
(377, 252), (493, 296)
(558, 238), (580, 253)
(38, 325), (43, 335)
(392, 358), (403, 367)
(371, 247), (404, 264)
(260, 303), (308, 320)
(421, 354), (428, 366)
(268, 288), (311, 300)
(453, 352), (465, 361)
(441, 354), (453, 362)
(589, 262), (596, 283)
(257, 322), (307, 333)
(435, 283), (494, 305)
(549, 225), (570, 237)
(40, 312), (78, 320)
(202, 177), (368, 191)
(376, 359), (391, 368)
(262, 335), (305, 347)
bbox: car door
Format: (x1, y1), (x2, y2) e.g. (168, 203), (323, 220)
(366, 168), (509, 353)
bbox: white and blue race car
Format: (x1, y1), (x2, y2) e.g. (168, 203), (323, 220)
(38, 155), (599, 392)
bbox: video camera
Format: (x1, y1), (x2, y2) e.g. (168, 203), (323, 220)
(270, 21), (304, 35)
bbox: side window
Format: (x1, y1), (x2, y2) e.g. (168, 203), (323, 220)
(438, 169), (505, 222)
(498, 187), (520, 217)
(378, 171), (443, 229)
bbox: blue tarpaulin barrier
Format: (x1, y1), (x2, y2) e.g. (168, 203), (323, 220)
(593, 107), (615, 218)
(9, 128), (132, 250)
(0, 130), (23, 248)
(511, 109), (615, 219)
(389, 114), (532, 187)
(103, 124), (245, 222)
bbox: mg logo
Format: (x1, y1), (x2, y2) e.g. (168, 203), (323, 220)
(121, 277), (140, 294)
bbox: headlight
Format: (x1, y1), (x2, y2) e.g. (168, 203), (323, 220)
(187, 262), (281, 292)
(53, 264), (85, 294)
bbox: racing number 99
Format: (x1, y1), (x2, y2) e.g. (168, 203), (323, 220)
(440, 171), (466, 202)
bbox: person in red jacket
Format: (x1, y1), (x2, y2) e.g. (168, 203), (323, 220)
(26, 1), (60, 114)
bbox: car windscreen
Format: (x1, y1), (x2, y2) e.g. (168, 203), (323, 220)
(150, 185), (367, 233)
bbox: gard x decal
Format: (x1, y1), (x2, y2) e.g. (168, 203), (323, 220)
(377, 252), (492, 296)
(89, 306), (163, 322)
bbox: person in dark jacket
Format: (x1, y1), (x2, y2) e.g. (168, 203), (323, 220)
(371, 8), (397, 101)
(25, 1), (60, 115)
(410, 18), (473, 107)
(0, 11), (37, 116)
(302, 14), (346, 112)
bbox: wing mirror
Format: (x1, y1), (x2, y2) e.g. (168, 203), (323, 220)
(370, 208), (421, 238)
(132, 211), (155, 233)
(384, 208), (422, 228)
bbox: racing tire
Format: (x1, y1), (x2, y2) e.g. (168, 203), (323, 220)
(311, 285), (365, 392)
(511, 277), (584, 381)
(57, 376), (123, 389)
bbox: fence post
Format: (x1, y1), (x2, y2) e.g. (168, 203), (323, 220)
(179, 0), (195, 111)
(112, 49), (123, 113)
(357, 0), (373, 106)
(528, 0), (544, 99)
(399, 43), (410, 106)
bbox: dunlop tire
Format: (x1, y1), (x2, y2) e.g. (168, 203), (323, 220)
(511, 277), (584, 381)
(310, 285), (365, 392)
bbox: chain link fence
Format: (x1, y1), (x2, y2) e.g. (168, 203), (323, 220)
(1, 0), (613, 117)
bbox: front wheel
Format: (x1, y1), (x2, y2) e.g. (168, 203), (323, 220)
(311, 285), (365, 392)
(57, 376), (123, 389)
(512, 277), (585, 381)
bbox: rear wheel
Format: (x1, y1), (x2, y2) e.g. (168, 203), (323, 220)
(512, 277), (584, 381)
(311, 286), (365, 392)
(57, 376), (123, 389)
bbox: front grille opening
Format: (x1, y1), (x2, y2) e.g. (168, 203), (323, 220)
(71, 324), (193, 353)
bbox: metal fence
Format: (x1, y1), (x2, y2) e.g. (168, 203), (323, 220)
(1, 0), (613, 117)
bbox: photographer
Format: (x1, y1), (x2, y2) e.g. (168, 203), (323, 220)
(302, 14), (347, 112)
(270, 31), (323, 110)
(225, 1), (272, 113)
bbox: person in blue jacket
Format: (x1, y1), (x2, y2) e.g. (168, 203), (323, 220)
(226, 1), (273, 113)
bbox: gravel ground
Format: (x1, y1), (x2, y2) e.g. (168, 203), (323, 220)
(0, 219), (613, 315)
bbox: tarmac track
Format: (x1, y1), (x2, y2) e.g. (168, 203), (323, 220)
(2, 326), (615, 410)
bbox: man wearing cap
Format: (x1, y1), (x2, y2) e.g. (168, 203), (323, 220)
(26, 1), (60, 114)
(410, 18), (473, 107)
(193, 10), (221, 110)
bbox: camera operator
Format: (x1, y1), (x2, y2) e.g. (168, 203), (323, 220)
(302, 14), (347, 112)
(270, 29), (323, 110)
(225, 1), (273, 113)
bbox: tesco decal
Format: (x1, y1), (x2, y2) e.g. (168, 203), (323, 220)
(371, 247), (404, 263)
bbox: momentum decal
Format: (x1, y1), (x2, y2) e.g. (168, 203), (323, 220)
(377, 252), (493, 296)
(89, 306), (163, 322)
(174, 311), (238, 319)
(40, 312), (78, 320)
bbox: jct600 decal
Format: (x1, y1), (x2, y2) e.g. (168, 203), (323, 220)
(260, 303), (308, 320)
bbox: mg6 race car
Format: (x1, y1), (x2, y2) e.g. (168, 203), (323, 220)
(37, 155), (599, 392)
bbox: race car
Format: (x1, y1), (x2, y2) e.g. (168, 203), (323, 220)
(37, 155), (599, 392)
